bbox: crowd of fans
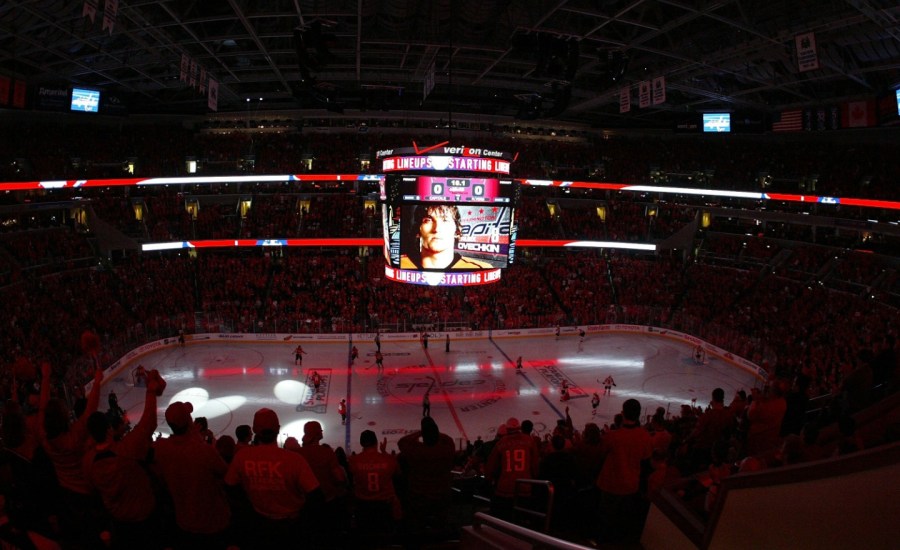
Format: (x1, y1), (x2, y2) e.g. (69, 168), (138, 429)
(3, 354), (896, 549)
(1, 123), (899, 547)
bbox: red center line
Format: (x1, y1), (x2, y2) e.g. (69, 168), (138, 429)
(422, 348), (469, 443)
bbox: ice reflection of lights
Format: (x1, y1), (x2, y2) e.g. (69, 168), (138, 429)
(193, 396), (247, 421)
(168, 388), (210, 409)
(558, 356), (645, 369)
(453, 361), (481, 373)
(161, 390), (246, 434)
(280, 417), (320, 446)
(274, 380), (308, 404)
(616, 389), (691, 405)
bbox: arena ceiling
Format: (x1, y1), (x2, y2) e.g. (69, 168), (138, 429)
(2, 0), (900, 128)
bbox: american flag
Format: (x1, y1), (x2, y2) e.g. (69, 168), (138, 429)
(772, 109), (804, 132)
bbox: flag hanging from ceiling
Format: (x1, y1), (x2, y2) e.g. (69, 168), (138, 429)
(772, 109), (804, 132)
(639, 81), (651, 108)
(208, 78), (218, 111)
(199, 68), (207, 94)
(619, 87), (631, 113)
(189, 60), (197, 88)
(652, 76), (666, 105)
(841, 100), (876, 128)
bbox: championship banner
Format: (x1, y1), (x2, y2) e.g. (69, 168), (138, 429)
(423, 60), (435, 101)
(619, 87), (631, 113)
(652, 76), (666, 105)
(795, 32), (819, 73)
(83, 0), (98, 23)
(189, 60), (198, 88)
(180, 53), (189, 83)
(102, 0), (118, 35)
(199, 67), (207, 94)
(638, 80), (651, 108)
(207, 78), (218, 111)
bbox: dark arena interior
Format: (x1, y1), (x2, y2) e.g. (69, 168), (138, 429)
(2, 1), (900, 549)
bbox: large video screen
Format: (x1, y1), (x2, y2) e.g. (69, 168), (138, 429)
(70, 88), (100, 113)
(702, 112), (731, 132)
(382, 175), (519, 286)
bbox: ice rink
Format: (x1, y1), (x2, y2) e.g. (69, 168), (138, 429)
(103, 330), (765, 453)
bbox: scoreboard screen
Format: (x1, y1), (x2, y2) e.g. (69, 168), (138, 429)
(382, 174), (519, 286)
(401, 176), (507, 203)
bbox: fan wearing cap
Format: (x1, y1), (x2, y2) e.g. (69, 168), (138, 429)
(484, 416), (540, 520)
(225, 408), (323, 546)
(153, 401), (232, 547)
(82, 367), (166, 548)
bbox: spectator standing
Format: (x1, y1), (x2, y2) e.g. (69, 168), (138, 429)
(153, 401), (232, 549)
(397, 417), (456, 532)
(348, 430), (400, 537)
(295, 421), (348, 534)
(684, 388), (734, 472)
(594, 398), (652, 544)
(39, 364), (106, 549)
(225, 408), (323, 549)
(485, 417), (540, 521)
(83, 369), (164, 549)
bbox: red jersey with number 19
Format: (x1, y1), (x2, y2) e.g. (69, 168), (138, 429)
(485, 432), (540, 498)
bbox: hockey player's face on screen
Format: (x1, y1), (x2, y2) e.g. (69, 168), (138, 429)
(418, 207), (458, 255)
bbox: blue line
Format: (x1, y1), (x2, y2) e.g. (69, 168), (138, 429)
(344, 338), (353, 452)
(487, 334), (565, 419)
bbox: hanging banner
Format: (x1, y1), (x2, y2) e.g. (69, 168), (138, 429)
(180, 53), (189, 82)
(102, 0), (118, 35)
(652, 76), (666, 105)
(199, 68), (207, 94)
(795, 32), (819, 73)
(208, 78), (219, 111)
(189, 60), (198, 88)
(0, 75), (9, 106)
(83, 0), (99, 23)
(423, 60), (435, 101)
(619, 87), (631, 113)
(638, 81), (651, 108)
